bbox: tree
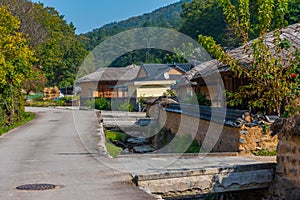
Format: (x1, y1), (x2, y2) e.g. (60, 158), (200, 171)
(0, 0), (88, 87)
(23, 66), (46, 100)
(180, 0), (241, 48)
(180, 0), (300, 49)
(163, 42), (211, 63)
(0, 6), (34, 126)
(198, 0), (299, 116)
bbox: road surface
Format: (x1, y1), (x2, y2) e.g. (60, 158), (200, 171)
(0, 107), (153, 200)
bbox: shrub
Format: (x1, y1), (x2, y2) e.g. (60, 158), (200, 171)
(253, 148), (277, 156)
(26, 99), (66, 107)
(60, 96), (73, 101)
(118, 102), (134, 112)
(0, 112), (35, 136)
(105, 130), (127, 142)
(184, 92), (211, 106)
(186, 141), (201, 153)
(85, 98), (111, 110)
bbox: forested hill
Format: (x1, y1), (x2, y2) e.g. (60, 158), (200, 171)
(80, 0), (192, 50)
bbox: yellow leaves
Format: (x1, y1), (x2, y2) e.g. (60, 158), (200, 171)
(0, 6), (35, 89)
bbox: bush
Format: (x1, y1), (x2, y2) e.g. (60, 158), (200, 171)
(253, 148), (277, 156)
(184, 92), (211, 106)
(0, 112), (35, 136)
(85, 98), (111, 110)
(117, 102), (134, 112)
(186, 141), (201, 153)
(95, 97), (109, 110)
(105, 130), (127, 142)
(26, 99), (66, 107)
(60, 96), (73, 101)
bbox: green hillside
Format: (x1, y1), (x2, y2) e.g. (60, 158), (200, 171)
(80, 0), (192, 51)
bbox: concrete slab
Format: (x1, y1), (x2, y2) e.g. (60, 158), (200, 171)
(115, 155), (276, 198)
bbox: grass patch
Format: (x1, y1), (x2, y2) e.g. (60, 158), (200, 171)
(105, 141), (123, 158)
(186, 141), (202, 153)
(0, 112), (35, 136)
(26, 99), (66, 107)
(253, 148), (277, 156)
(105, 130), (128, 158)
(105, 130), (127, 142)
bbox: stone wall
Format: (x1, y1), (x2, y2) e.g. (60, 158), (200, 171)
(239, 125), (278, 154)
(268, 115), (300, 200)
(157, 108), (278, 153)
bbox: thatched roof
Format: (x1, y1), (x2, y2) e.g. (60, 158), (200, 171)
(76, 64), (140, 83)
(185, 23), (300, 81)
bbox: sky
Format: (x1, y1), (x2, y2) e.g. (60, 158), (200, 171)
(32, 0), (180, 34)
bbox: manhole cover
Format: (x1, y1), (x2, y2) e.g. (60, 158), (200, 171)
(16, 184), (56, 191)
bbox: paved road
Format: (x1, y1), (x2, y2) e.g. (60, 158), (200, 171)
(0, 107), (153, 200)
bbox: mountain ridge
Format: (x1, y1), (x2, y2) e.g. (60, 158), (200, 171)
(79, 0), (192, 50)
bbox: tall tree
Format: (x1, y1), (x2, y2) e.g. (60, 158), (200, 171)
(198, 0), (300, 116)
(0, 0), (88, 87)
(180, 0), (239, 48)
(0, 6), (34, 126)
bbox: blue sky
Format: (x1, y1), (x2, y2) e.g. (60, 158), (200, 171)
(32, 0), (180, 34)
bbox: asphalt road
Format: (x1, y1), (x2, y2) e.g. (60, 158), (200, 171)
(0, 107), (153, 200)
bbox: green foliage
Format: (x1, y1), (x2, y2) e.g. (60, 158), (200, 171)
(105, 130), (127, 158)
(105, 130), (128, 142)
(286, 0), (300, 24)
(185, 141), (202, 153)
(105, 142), (123, 158)
(59, 96), (73, 101)
(181, 0), (300, 49)
(163, 89), (177, 97)
(26, 99), (66, 107)
(0, 112), (35, 136)
(23, 66), (46, 98)
(184, 92), (212, 106)
(163, 42), (211, 63)
(109, 49), (174, 67)
(117, 102), (134, 112)
(0, 0), (88, 87)
(0, 6), (35, 126)
(80, 1), (191, 51)
(199, 0), (299, 116)
(169, 134), (194, 153)
(84, 98), (111, 110)
(253, 148), (277, 156)
(166, 134), (201, 153)
(28, 94), (44, 100)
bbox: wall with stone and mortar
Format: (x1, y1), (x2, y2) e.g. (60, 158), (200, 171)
(268, 115), (300, 200)
(156, 107), (278, 153)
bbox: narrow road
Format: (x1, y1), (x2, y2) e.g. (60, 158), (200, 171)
(0, 107), (153, 200)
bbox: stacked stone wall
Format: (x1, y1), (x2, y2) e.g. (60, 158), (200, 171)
(268, 115), (300, 200)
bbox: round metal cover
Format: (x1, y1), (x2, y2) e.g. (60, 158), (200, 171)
(16, 184), (56, 191)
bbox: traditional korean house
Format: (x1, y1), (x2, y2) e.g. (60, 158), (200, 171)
(127, 63), (193, 100)
(76, 64), (140, 104)
(183, 23), (300, 108)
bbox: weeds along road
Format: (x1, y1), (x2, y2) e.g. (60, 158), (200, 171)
(0, 107), (153, 200)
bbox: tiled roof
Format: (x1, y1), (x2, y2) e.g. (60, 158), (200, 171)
(136, 63), (193, 81)
(76, 65), (140, 83)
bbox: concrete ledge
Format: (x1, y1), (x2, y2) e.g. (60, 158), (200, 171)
(118, 152), (239, 159)
(133, 162), (276, 198)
